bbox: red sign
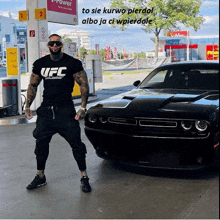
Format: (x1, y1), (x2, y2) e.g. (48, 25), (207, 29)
(206, 45), (219, 60)
(47, 0), (76, 15)
(113, 47), (117, 59)
(122, 49), (127, 58)
(3, 83), (17, 87)
(105, 46), (111, 60)
(167, 31), (189, 37)
(165, 44), (198, 49)
(30, 30), (35, 37)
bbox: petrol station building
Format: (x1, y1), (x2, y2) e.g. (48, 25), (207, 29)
(150, 31), (219, 61)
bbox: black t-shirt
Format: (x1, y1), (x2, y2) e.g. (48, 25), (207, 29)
(33, 53), (83, 106)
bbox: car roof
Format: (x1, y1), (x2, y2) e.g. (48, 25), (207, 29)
(160, 60), (219, 68)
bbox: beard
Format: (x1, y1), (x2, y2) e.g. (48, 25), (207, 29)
(49, 47), (62, 55)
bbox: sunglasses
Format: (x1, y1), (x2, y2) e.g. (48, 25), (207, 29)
(48, 41), (63, 47)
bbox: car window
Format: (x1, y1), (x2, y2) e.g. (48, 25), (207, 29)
(193, 69), (219, 90)
(148, 70), (168, 83)
(140, 69), (169, 88)
(140, 65), (219, 90)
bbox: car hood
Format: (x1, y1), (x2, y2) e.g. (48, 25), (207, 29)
(92, 89), (219, 119)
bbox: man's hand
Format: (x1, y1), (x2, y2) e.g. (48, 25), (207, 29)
(75, 108), (86, 120)
(25, 108), (33, 120)
(25, 73), (42, 120)
(73, 70), (89, 114)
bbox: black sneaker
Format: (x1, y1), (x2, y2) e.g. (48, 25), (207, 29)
(26, 174), (47, 190)
(81, 176), (91, 193)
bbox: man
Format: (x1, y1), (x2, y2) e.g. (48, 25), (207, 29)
(25, 34), (91, 193)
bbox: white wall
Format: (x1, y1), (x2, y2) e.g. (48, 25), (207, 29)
(63, 30), (91, 50)
(0, 15), (22, 59)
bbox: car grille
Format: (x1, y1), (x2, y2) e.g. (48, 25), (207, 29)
(109, 117), (177, 128)
(108, 117), (137, 125)
(139, 119), (177, 128)
(98, 117), (210, 139)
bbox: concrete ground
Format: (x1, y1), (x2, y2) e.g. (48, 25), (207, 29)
(0, 120), (219, 219)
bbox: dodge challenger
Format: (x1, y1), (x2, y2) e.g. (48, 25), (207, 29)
(85, 61), (219, 170)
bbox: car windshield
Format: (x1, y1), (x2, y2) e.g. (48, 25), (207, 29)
(139, 64), (219, 91)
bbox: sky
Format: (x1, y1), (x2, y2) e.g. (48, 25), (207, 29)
(0, 0), (219, 53)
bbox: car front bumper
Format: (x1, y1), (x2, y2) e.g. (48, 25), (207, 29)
(85, 126), (217, 170)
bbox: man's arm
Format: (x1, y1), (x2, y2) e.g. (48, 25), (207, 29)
(25, 73), (42, 120)
(73, 69), (89, 120)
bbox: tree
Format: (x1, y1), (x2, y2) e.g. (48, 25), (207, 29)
(64, 38), (72, 42)
(140, 51), (146, 58)
(118, 53), (124, 59)
(61, 34), (72, 42)
(100, 49), (107, 60)
(89, 50), (97, 55)
(110, 0), (204, 58)
(79, 47), (87, 59)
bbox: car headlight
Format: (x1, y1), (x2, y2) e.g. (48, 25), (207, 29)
(181, 120), (193, 130)
(99, 116), (108, 124)
(195, 120), (208, 132)
(88, 114), (98, 123)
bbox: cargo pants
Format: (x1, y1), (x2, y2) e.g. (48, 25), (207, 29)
(33, 104), (87, 171)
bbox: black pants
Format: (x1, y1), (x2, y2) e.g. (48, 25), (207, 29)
(33, 105), (87, 171)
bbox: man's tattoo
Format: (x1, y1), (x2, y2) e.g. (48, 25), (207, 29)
(26, 73), (42, 108)
(73, 70), (89, 108)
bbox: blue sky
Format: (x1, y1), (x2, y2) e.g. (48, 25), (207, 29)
(0, 0), (219, 52)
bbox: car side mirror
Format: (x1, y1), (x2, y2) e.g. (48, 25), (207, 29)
(133, 80), (141, 87)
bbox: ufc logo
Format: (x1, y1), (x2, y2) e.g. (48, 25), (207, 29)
(41, 67), (67, 77)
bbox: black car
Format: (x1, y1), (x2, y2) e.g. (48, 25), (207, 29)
(85, 61), (219, 170)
